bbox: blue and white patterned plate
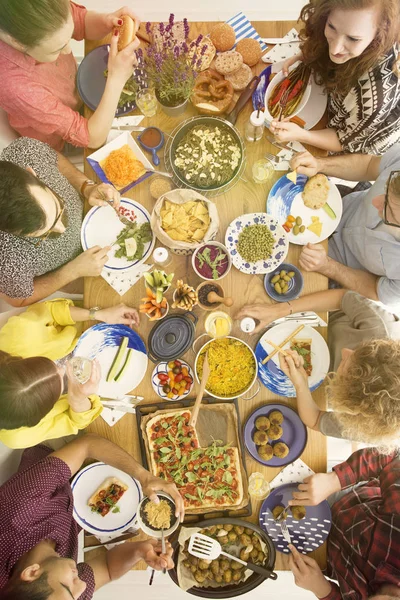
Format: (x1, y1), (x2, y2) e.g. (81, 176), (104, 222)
(255, 322), (330, 397)
(259, 483), (332, 554)
(71, 462), (142, 535)
(225, 213), (288, 275)
(73, 324), (148, 398)
(151, 359), (194, 401)
(267, 174), (342, 245)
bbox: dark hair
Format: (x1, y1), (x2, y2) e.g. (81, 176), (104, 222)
(0, 161), (47, 235)
(0, 350), (62, 429)
(0, 0), (70, 48)
(299, 0), (400, 95)
(0, 572), (52, 600)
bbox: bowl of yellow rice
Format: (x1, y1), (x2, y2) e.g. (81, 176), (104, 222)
(194, 336), (258, 400)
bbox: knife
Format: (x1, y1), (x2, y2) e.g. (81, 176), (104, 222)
(112, 125), (146, 132)
(261, 37), (300, 44)
(225, 75), (261, 125)
(268, 311), (327, 328)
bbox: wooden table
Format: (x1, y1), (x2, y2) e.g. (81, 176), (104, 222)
(84, 21), (328, 571)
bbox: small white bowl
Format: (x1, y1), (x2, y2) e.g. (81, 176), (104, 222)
(137, 493), (180, 538)
(192, 241), (232, 281)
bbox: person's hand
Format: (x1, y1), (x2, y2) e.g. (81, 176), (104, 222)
(85, 183), (120, 210)
(96, 304), (140, 327)
(107, 29), (140, 86)
(234, 304), (287, 335)
(140, 472), (185, 522)
(290, 151), (320, 178)
(104, 6), (141, 33)
(72, 246), (111, 278)
(289, 545), (332, 598)
(299, 243), (329, 273)
(279, 350), (308, 389)
(289, 472), (341, 507)
(282, 53), (303, 76)
(66, 359), (101, 408)
(134, 539), (174, 571)
(270, 118), (303, 144)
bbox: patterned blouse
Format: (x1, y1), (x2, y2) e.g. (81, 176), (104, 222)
(0, 137), (83, 299)
(328, 44), (400, 155)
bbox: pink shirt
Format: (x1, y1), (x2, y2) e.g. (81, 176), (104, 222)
(0, 2), (90, 151)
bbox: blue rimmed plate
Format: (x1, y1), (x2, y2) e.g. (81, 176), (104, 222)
(259, 483), (331, 554)
(151, 359), (194, 401)
(81, 198), (154, 272)
(71, 462), (142, 535)
(73, 323), (148, 398)
(267, 173), (342, 245)
(244, 403), (307, 467)
(255, 322), (329, 397)
(225, 213), (288, 275)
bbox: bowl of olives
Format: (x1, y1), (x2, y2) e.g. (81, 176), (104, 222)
(264, 262), (303, 303)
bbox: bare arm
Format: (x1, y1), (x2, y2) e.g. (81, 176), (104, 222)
(298, 127), (343, 153)
(319, 257), (379, 301)
(291, 150), (382, 182)
(57, 152), (87, 195)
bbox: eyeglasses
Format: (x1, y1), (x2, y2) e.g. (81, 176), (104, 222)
(23, 188), (66, 247)
(383, 170), (400, 228)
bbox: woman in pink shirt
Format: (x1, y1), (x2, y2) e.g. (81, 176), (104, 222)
(0, 1), (140, 151)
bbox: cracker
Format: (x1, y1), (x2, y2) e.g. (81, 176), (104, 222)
(215, 50), (243, 75)
(226, 64), (253, 90)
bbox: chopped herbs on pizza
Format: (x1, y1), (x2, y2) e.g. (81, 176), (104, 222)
(290, 338), (312, 376)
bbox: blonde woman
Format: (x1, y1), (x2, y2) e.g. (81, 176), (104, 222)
(236, 289), (400, 446)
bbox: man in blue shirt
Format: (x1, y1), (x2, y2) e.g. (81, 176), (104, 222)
(290, 145), (400, 307)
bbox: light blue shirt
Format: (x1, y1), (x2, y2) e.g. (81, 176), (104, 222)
(329, 144), (400, 307)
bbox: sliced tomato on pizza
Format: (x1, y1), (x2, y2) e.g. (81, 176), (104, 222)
(88, 477), (128, 517)
(290, 338), (312, 376)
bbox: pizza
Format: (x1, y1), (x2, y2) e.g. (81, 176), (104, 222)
(145, 410), (243, 510)
(290, 338), (312, 376)
(88, 477), (128, 517)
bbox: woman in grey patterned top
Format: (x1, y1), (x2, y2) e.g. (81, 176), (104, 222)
(0, 137), (119, 306)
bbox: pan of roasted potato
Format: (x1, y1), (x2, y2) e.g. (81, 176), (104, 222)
(169, 518), (277, 597)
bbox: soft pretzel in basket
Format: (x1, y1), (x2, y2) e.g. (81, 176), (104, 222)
(191, 69), (234, 116)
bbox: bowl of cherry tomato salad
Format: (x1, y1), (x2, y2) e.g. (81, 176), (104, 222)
(151, 359), (194, 401)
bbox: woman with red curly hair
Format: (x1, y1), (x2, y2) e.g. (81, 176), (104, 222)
(270, 0), (400, 155)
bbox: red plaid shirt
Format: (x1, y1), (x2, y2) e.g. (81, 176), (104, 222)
(322, 448), (400, 600)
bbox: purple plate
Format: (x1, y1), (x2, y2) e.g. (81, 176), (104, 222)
(244, 403), (307, 467)
(259, 483), (332, 554)
(77, 45), (136, 117)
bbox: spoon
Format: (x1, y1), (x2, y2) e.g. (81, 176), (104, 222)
(190, 352), (210, 428)
(207, 291), (234, 307)
(145, 167), (172, 178)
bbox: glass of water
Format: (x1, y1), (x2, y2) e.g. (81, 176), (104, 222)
(135, 87), (158, 117)
(68, 356), (93, 384)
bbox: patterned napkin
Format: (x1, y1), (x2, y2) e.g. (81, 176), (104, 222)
(269, 458), (314, 489)
(262, 28), (300, 64)
(106, 115), (144, 143)
(226, 12), (268, 51)
(100, 405), (126, 427)
(271, 141), (306, 171)
(101, 262), (153, 296)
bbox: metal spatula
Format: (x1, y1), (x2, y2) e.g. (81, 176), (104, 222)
(188, 533), (271, 577)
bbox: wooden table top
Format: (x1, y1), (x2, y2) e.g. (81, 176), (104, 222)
(83, 21), (328, 572)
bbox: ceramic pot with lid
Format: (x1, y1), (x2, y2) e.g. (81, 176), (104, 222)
(147, 313), (198, 363)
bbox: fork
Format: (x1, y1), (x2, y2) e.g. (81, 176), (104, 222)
(278, 87), (291, 121)
(280, 520), (292, 544)
(264, 151), (279, 163)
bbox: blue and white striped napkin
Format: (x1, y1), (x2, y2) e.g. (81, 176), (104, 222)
(225, 12), (268, 51)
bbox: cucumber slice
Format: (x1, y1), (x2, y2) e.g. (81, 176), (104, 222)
(323, 202), (336, 219)
(107, 336), (129, 382)
(115, 348), (133, 382)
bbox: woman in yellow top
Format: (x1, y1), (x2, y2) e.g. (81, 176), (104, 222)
(0, 299), (139, 449)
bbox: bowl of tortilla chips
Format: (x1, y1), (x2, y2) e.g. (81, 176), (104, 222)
(150, 188), (220, 254)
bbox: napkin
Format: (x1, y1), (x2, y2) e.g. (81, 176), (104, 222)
(269, 458), (314, 489)
(100, 405), (127, 427)
(106, 115), (144, 143)
(262, 28), (301, 64)
(226, 12), (268, 51)
(271, 141), (306, 171)
(101, 262), (153, 296)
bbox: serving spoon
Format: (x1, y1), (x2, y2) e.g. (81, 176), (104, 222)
(189, 351), (210, 428)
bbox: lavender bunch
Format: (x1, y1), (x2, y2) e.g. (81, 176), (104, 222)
(143, 14), (207, 106)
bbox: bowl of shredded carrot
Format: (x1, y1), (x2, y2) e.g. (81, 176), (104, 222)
(100, 144), (147, 190)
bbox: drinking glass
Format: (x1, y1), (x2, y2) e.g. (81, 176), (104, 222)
(68, 356), (93, 384)
(136, 88), (158, 117)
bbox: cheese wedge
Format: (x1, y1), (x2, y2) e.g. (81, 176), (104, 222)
(307, 221), (323, 237)
(287, 170), (297, 184)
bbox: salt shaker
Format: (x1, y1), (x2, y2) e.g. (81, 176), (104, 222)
(240, 317), (256, 333)
(245, 110), (265, 142)
(152, 247), (172, 267)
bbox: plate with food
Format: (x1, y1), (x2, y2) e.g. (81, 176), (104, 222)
(71, 461), (142, 535)
(169, 517), (277, 596)
(81, 198), (154, 272)
(244, 404), (307, 467)
(73, 323), (148, 398)
(267, 173), (342, 245)
(195, 337), (258, 400)
(264, 62), (312, 123)
(167, 116), (245, 195)
(259, 483), (332, 555)
(77, 44), (139, 116)
(151, 359), (194, 400)
(225, 213), (288, 275)
(255, 322), (330, 397)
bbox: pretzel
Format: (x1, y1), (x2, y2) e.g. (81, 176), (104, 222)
(191, 69), (234, 116)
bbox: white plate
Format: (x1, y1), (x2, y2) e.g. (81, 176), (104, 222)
(267, 174), (343, 245)
(151, 359), (194, 401)
(264, 62), (312, 122)
(255, 323), (330, 397)
(73, 324), (148, 398)
(225, 212), (289, 275)
(71, 462), (142, 535)
(81, 198), (154, 271)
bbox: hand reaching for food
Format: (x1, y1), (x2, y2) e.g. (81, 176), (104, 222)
(289, 544), (332, 597)
(270, 118), (303, 144)
(104, 8), (141, 34)
(135, 539), (175, 571)
(234, 303), (286, 335)
(96, 304), (139, 327)
(279, 351), (308, 388)
(282, 52), (304, 76)
(85, 182), (121, 209)
(140, 472), (185, 521)
(72, 246), (111, 278)
(289, 151), (320, 178)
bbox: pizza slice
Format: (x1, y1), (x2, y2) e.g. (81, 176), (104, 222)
(88, 477), (128, 517)
(290, 338), (312, 376)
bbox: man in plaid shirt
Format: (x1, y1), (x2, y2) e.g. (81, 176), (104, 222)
(287, 448), (400, 599)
